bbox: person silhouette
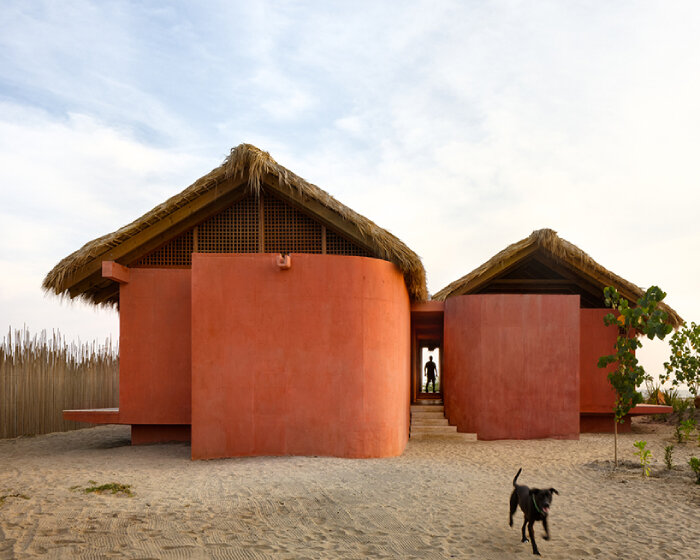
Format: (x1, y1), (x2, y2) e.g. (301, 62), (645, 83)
(424, 356), (437, 393)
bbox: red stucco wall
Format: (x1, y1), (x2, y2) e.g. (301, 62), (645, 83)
(443, 294), (580, 440)
(131, 425), (191, 444)
(580, 308), (630, 432)
(580, 309), (618, 412)
(190, 253), (410, 459)
(118, 268), (192, 425)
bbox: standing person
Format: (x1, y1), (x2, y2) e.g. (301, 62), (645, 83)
(424, 356), (438, 393)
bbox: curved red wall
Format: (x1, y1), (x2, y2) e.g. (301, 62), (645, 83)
(444, 294), (580, 440)
(190, 253), (410, 459)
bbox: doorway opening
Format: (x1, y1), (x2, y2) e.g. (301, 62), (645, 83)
(419, 346), (441, 397)
(412, 337), (442, 402)
(411, 302), (444, 403)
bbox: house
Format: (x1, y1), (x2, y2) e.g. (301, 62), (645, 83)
(44, 144), (679, 459)
(428, 228), (680, 439)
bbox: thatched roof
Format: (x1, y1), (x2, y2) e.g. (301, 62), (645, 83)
(44, 144), (427, 305)
(432, 228), (682, 328)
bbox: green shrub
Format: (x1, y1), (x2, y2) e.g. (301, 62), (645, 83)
(679, 418), (697, 442)
(661, 388), (681, 410)
(633, 440), (652, 477)
(664, 445), (674, 470)
(676, 424), (684, 443)
(674, 397), (692, 416)
(644, 378), (664, 404)
(690, 457), (700, 484)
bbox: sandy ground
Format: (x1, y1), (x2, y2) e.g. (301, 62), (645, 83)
(1, 419), (699, 560)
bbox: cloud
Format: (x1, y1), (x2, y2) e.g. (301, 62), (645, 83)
(0, 102), (213, 342)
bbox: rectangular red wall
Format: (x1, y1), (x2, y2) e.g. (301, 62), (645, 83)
(190, 253), (410, 459)
(580, 309), (618, 412)
(118, 269), (191, 424)
(443, 294), (580, 440)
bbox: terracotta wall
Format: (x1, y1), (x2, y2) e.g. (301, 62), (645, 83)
(443, 294), (580, 440)
(190, 253), (410, 460)
(579, 308), (625, 432)
(118, 268), (192, 425)
(580, 309), (618, 413)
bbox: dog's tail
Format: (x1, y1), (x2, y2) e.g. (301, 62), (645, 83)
(513, 467), (522, 487)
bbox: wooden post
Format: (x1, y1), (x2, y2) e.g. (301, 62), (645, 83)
(258, 194), (265, 253)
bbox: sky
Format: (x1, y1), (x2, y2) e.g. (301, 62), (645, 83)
(1, 1), (698, 384)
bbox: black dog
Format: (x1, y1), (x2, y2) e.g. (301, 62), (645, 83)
(509, 468), (558, 556)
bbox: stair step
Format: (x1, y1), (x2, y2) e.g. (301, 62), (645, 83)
(411, 405), (444, 413)
(411, 432), (478, 441)
(409, 402), (477, 441)
(412, 418), (451, 426)
(411, 425), (458, 434)
(411, 410), (445, 419)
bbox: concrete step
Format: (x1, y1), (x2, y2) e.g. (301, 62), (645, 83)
(411, 405), (444, 413)
(410, 431), (478, 441)
(410, 401), (477, 441)
(412, 411), (445, 417)
(411, 425), (458, 434)
(412, 417), (451, 426)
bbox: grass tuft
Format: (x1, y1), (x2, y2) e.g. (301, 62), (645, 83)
(0, 493), (30, 507)
(83, 482), (133, 496)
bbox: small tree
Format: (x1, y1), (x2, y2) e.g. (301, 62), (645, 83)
(597, 286), (673, 466)
(661, 321), (700, 397)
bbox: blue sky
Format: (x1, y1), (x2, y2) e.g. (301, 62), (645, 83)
(1, 1), (699, 379)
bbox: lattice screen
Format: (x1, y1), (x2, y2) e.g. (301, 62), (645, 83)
(326, 229), (371, 257)
(134, 230), (194, 267)
(263, 195), (322, 254)
(133, 190), (371, 267)
(199, 196), (259, 253)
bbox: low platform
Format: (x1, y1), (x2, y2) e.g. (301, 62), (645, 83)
(62, 409), (191, 444)
(580, 404), (673, 433)
(63, 408), (123, 424)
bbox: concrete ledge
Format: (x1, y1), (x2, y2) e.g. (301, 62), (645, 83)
(411, 432), (477, 441)
(581, 404), (673, 416)
(63, 408), (122, 424)
(580, 404), (672, 433)
(628, 404), (674, 416)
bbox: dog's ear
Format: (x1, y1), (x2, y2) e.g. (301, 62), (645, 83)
(550, 488), (559, 495)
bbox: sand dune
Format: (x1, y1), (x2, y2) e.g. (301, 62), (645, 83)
(1, 419), (699, 559)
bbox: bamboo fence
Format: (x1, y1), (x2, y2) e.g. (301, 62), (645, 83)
(0, 327), (119, 439)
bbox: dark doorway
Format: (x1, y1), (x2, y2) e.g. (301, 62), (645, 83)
(410, 302), (444, 403)
(417, 344), (442, 399)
